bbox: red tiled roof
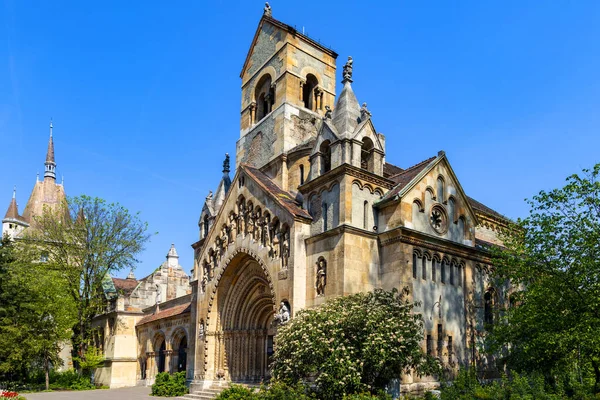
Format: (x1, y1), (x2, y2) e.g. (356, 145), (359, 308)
(112, 277), (138, 296)
(136, 302), (191, 326)
(243, 165), (312, 220)
(383, 162), (404, 178)
(467, 196), (507, 221)
(380, 156), (437, 203)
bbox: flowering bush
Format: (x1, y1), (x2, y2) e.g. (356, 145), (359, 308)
(0, 391), (25, 400)
(271, 288), (440, 399)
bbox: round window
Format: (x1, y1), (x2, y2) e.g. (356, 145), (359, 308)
(430, 205), (448, 234)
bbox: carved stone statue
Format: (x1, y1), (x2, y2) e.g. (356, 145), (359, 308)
(272, 227), (280, 258)
(324, 105), (332, 120)
(262, 218), (270, 247)
(201, 275), (207, 294)
(282, 230), (290, 269)
(155, 284), (162, 305)
(221, 227), (229, 248)
(198, 319), (205, 338)
(263, 2), (272, 17)
(316, 259), (327, 296)
(229, 213), (237, 239)
(247, 214), (255, 241)
(342, 56), (353, 82)
(274, 301), (290, 324)
(360, 102), (371, 120)
(238, 209), (246, 237)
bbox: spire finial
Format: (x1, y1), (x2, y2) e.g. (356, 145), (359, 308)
(263, 2), (272, 17)
(49, 118), (53, 138)
(12, 186), (16, 199)
(342, 56), (353, 83)
(223, 153), (230, 174)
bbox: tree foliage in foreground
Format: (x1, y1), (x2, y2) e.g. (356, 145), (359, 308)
(489, 163), (600, 393)
(0, 236), (76, 389)
(23, 195), (153, 361)
(272, 288), (440, 399)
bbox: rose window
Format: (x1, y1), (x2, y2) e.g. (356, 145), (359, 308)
(430, 205), (448, 234)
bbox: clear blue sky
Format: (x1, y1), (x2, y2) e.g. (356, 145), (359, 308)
(1, 1), (598, 279)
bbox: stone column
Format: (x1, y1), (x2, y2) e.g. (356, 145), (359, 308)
(250, 102), (257, 126)
(315, 87), (323, 111)
(299, 80), (305, 101)
(165, 350), (173, 373)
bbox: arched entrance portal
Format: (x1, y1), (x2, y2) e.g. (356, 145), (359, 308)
(207, 252), (276, 382)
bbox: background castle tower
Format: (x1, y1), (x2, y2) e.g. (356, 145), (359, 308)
(2, 187), (29, 239)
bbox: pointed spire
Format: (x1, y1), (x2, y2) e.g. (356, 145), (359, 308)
(4, 186), (20, 220)
(167, 243), (179, 258)
(332, 57), (361, 137)
(223, 153), (230, 175)
(44, 119), (56, 181)
(166, 243), (179, 268)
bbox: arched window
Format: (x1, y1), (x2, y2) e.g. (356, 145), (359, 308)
(484, 290), (495, 327)
(361, 137), (375, 172)
(422, 256), (427, 280)
(322, 202), (328, 231)
(450, 261), (456, 285)
(203, 215), (209, 238)
(437, 176), (445, 203)
(412, 252), (418, 279)
(303, 74), (319, 110)
(363, 201), (369, 229)
(255, 74), (274, 121)
(320, 140), (331, 174)
(432, 257), (439, 282)
(441, 259), (447, 284)
(299, 164), (305, 185)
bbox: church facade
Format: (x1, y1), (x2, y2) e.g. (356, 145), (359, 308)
(185, 7), (508, 394)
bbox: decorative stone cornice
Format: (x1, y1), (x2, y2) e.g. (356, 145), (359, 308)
(299, 163), (395, 194)
(304, 223), (377, 245)
(379, 226), (492, 264)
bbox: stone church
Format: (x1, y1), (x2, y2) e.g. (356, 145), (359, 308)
(185, 5), (508, 394)
(3, 5), (509, 395)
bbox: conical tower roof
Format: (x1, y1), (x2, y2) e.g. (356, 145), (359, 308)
(3, 188), (19, 221)
(46, 121), (55, 164)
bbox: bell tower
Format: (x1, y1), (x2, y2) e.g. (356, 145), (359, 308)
(236, 4), (338, 170)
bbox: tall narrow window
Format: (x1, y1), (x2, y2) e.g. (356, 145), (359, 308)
(457, 264), (463, 287)
(360, 137), (375, 172)
(303, 74), (319, 110)
(447, 336), (453, 363)
(413, 253), (418, 279)
(450, 261), (455, 285)
(363, 201), (369, 229)
(432, 258), (437, 282)
(437, 176), (444, 203)
(320, 140), (331, 174)
(441, 260), (446, 284)
(322, 203), (328, 231)
(203, 215), (209, 238)
(484, 290), (494, 327)
(426, 335), (433, 356)
(422, 256), (427, 280)
(299, 165), (305, 185)
(437, 324), (443, 358)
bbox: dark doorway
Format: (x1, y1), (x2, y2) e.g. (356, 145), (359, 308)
(157, 341), (166, 373)
(178, 336), (187, 372)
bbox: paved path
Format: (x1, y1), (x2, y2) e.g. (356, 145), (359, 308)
(22, 386), (155, 400)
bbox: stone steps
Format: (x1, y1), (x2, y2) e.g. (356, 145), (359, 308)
(179, 382), (261, 400)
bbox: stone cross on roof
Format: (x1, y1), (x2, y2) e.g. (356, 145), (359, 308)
(263, 2), (272, 17)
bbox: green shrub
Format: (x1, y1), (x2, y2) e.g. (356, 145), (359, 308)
(151, 371), (188, 397)
(215, 384), (258, 399)
(257, 381), (314, 399)
(342, 391), (392, 399)
(49, 369), (95, 390)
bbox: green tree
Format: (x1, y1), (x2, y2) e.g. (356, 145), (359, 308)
(488, 163), (600, 393)
(24, 195), (153, 364)
(271, 288), (440, 399)
(0, 236), (76, 389)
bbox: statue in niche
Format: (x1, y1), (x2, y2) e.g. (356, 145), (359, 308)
(214, 242), (222, 264)
(272, 226), (280, 258)
(253, 211), (261, 241)
(282, 230), (290, 269)
(247, 213), (255, 241)
(274, 301), (290, 325)
(221, 227), (229, 248)
(229, 213), (237, 240)
(198, 319), (205, 338)
(200, 274), (207, 293)
(262, 217), (270, 247)
(238, 208), (246, 237)
(324, 105), (332, 120)
(316, 258), (327, 296)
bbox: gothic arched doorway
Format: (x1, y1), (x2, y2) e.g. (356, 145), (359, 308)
(206, 252), (276, 382)
(156, 338), (166, 373)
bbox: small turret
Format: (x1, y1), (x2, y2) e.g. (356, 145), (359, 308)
(2, 187), (29, 239)
(44, 120), (56, 181)
(166, 243), (179, 268)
